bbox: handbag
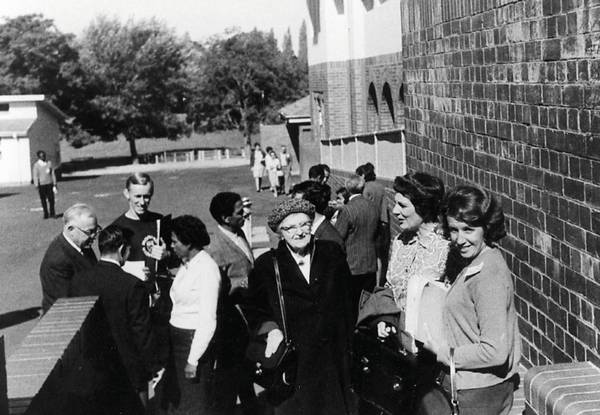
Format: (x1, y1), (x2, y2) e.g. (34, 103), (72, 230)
(351, 325), (438, 414)
(416, 348), (459, 415)
(245, 251), (298, 406)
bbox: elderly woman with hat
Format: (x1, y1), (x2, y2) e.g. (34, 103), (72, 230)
(245, 198), (355, 415)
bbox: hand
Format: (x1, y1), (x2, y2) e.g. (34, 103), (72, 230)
(184, 362), (197, 379)
(377, 321), (397, 339)
(265, 329), (284, 358)
(142, 267), (152, 282)
(149, 238), (168, 260)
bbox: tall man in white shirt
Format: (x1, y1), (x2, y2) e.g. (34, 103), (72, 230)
(206, 192), (258, 415)
(32, 150), (57, 219)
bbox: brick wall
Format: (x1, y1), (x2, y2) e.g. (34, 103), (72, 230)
(401, 0), (600, 367)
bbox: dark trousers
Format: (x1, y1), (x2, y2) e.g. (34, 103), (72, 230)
(351, 272), (376, 322)
(38, 184), (55, 218)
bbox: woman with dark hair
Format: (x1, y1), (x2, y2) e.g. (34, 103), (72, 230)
(161, 215), (223, 414)
(245, 198), (354, 415)
(419, 185), (521, 415)
(362, 172), (449, 339)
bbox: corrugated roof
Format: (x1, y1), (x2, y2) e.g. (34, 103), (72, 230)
(0, 118), (35, 137)
(279, 95), (310, 119)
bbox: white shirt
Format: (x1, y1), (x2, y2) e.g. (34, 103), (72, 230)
(170, 250), (221, 365)
(287, 246), (311, 283)
(99, 257), (121, 267)
(218, 225), (254, 264)
(349, 194), (361, 201)
(311, 213), (326, 235)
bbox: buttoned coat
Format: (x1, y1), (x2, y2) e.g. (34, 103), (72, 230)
(39, 233), (97, 312)
(334, 195), (379, 275)
(244, 239), (354, 415)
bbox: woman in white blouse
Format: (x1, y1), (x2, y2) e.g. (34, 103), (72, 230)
(161, 215), (222, 414)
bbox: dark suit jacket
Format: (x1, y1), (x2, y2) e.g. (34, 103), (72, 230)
(39, 233), (97, 312)
(245, 239), (353, 415)
(314, 219), (345, 252)
(334, 195), (379, 275)
(75, 260), (156, 390)
(205, 228), (253, 303)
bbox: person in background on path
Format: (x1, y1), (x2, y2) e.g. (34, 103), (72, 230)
(291, 180), (345, 252)
(356, 162), (390, 285)
(32, 150), (57, 219)
(320, 164), (331, 184)
(279, 145), (292, 194)
(205, 192), (259, 415)
(251, 143), (266, 192)
(419, 185), (521, 415)
(330, 186), (350, 226)
(161, 215), (223, 415)
(334, 174), (379, 321)
(39, 203), (99, 313)
(265, 147), (281, 198)
(308, 164), (325, 183)
(74, 225), (160, 412)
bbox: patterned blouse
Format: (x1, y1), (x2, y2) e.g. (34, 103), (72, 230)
(385, 223), (450, 310)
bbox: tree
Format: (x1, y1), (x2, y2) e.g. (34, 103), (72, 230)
(189, 29), (308, 147)
(282, 28), (294, 58)
(78, 16), (190, 161)
(298, 20), (308, 70)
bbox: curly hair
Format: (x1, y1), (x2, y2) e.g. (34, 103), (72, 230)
(442, 185), (506, 244)
(171, 215), (210, 249)
(393, 172), (445, 223)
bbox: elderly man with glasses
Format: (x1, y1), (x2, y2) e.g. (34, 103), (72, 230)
(39, 203), (100, 313)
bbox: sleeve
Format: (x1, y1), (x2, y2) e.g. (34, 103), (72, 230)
(243, 255), (279, 336)
(187, 258), (221, 365)
(42, 255), (74, 300)
(50, 162), (57, 185)
(334, 207), (351, 240)
(128, 281), (158, 370)
(443, 266), (512, 369)
(32, 163), (40, 186)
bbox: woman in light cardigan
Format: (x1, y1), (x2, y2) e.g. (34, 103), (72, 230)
(420, 186), (521, 415)
(161, 215), (222, 414)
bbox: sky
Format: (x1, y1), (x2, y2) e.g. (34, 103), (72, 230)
(1, 0), (310, 51)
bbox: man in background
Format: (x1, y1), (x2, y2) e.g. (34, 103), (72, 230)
(39, 203), (99, 313)
(279, 145), (292, 194)
(32, 150), (57, 219)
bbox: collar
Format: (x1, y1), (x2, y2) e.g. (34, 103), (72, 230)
(311, 213), (326, 235)
(349, 194), (361, 201)
(62, 231), (82, 254)
(218, 225), (240, 239)
(100, 258), (121, 267)
(415, 223), (440, 248)
(181, 250), (203, 268)
(286, 244), (311, 265)
(463, 246), (492, 277)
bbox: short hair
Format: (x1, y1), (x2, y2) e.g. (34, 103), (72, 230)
(63, 203), (96, 225)
(125, 173), (154, 193)
(442, 185), (506, 244)
(209, 192), (242, 225)
(171, 215), (210, 249)
(345, 174), (365, 195)
(98, 225), (130, 255)
(393, 172), (445, 223)
(356, 163), (376, 182)
(308, 164), (325, 180)
(291, 181), (331, 214)
(37, 150), (46, 158)
(336, 186), (350, 204)
(265, 146), (273, 153)
(320, 164), (331, 174)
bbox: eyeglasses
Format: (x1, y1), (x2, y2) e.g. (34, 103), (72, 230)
(73, 225), (102, 238)
(280, 222), (312, 234)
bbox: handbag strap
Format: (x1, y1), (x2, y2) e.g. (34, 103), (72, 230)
(272, 250), (290, 342)
(450, 347), (459, 415)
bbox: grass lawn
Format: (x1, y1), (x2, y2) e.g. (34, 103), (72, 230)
(0, 165), (289, 356)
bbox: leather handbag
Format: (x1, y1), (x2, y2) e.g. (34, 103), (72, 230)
(351, 326), (438, 414)
(245, 251), (298, 406)
(416, 348), (459, 415)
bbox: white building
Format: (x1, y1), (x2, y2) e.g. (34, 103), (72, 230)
(0, 95), (67, 185)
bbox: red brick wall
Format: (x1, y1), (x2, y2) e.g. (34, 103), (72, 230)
(401, 0), (600, 367)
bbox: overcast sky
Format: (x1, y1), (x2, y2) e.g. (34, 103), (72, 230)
(1, 0), (309, 51)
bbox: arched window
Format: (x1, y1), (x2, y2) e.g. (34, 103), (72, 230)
(381, 82), (395, 129)
(367, 82), (379, 132)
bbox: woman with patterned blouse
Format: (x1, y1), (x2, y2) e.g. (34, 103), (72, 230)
(373, 172), (449, 340)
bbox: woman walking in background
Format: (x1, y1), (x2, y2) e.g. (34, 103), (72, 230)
(251, 143), (266, 192)
(265, 148), (282, 198)
(419, 185), (521, 415)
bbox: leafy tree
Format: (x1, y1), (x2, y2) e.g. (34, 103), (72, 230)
(282, 28), (294, 58)
(78, 16), (190, 161)
(298, 20), (308, 70)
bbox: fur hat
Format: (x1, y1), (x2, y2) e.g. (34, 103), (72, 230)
(267, 198), (315, 232)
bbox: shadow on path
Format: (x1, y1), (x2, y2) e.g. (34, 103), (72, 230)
(0, 193), (19, 199)
(0, 307), (41, 330)
(58, 175), (100, 182)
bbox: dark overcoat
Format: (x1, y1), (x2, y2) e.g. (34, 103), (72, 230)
(244, 239), (354, 415)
